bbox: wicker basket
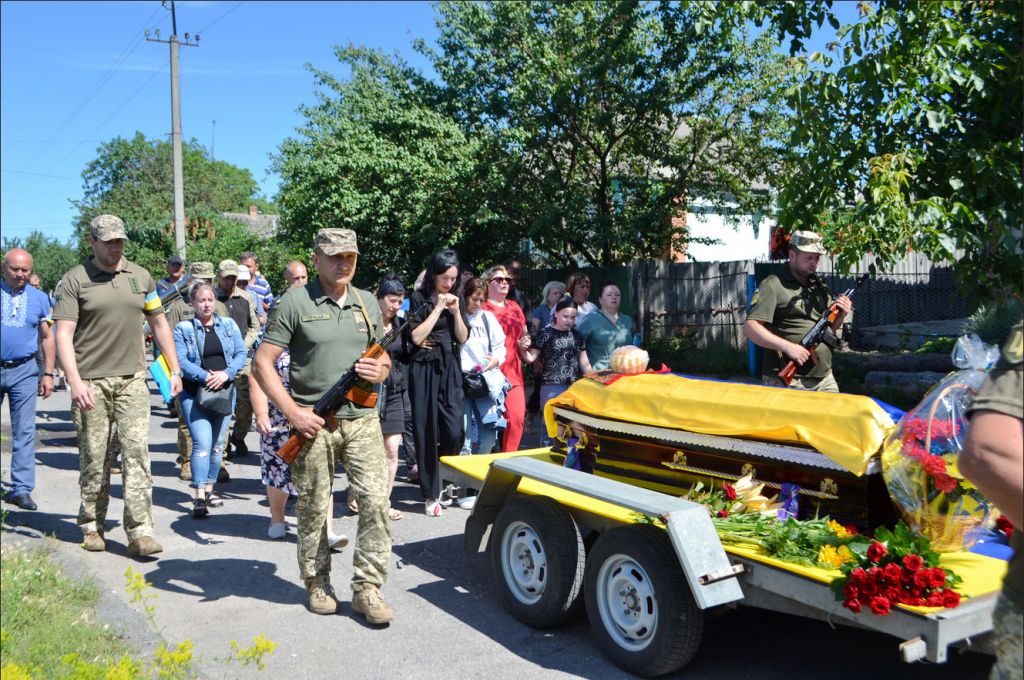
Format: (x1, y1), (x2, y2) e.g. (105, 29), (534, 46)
(910, 511), (984, 553)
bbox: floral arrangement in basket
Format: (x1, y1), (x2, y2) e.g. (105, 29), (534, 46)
(881, 336), (997, 552)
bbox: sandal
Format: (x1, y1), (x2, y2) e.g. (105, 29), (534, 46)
(388, 507), (403, 521)
(206, 492), (223, 508)
(348, 497), (359, 515)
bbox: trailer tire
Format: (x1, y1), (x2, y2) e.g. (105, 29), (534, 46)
(491, 495), (585, 627)
(585, 525), (703, 677)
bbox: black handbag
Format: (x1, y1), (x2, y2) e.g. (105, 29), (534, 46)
(192, 319), (235, 416)
(462, 313), (494, 400)
(195, 383), (234, 415)
(462, 370), (489, 399)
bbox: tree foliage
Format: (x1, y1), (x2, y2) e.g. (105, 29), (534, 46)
(705, 0), (1023, 302)
(71, 132), (299, 287)
(429, 0), (792, 266)
(1, 231), (78, 291)
(274, 1), (793, 276)
(273, 47), (508, 286)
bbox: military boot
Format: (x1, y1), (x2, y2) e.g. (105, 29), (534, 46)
(306, 577), (338, 615)
(82, 532), (106, 552)
(352, 585), (394, 624)
(127, 536), (163, 557)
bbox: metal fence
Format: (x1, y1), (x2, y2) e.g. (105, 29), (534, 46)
(522, 254), (972, 351)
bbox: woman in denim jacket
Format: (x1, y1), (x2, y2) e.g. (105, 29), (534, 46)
(173, 281), (247, 518)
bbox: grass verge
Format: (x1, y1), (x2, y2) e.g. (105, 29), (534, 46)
(0, 542), (135, 678)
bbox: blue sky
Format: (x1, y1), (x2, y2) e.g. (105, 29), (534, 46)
(1, 0), (439, 243)
(1, 1), (856, 245)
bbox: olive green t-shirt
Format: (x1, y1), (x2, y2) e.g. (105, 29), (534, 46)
(262, 279), (383, 417)
(966, 321), (1023, 609)
(52, 258), (162, 379)
(747, 264), (834, 379)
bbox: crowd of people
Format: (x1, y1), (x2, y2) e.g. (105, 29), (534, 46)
(0, 215), (644, 621)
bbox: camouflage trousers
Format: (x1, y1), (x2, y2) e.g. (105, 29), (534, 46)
(291, 412), (391, 591)
(763, 371), (840, 393)
(228, 359), (253, 445)
(990, 593), (1023, 680)
(72, 372), (154, 541)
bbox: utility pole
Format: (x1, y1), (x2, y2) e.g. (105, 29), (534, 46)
(146, 1), (198, 259)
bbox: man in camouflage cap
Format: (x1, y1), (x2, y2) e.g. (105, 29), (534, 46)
(963, 321), (1023, 680)
(254, 227), (396, 623)
(164, 261), (229, 481)
(53, 214), (183, 557)
(743, 230), (853, 392)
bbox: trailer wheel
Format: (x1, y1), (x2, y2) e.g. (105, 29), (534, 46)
(585, 525), (703, 677)
(491, 495), (585, 627)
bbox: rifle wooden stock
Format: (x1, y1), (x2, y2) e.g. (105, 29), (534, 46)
(275, 304), (427, 465)
(777, 273), (868, 386)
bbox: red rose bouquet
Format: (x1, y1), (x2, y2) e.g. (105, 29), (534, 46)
(831, 522), (962, 616)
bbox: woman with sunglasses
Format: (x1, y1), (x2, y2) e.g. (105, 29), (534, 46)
(482, 264), (531, 452)
(406, 250), (469, 516)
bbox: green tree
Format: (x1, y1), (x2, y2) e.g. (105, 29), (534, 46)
(72, 132), (283, 279)
(428, 0), (793, 266)
(704, 0), (1023, 302)
(1, 231), (78, 291)
(273, 46), (511, 286)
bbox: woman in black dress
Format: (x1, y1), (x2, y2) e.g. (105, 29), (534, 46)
(406, 250), (468, 516)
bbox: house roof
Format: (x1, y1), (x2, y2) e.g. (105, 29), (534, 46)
(221, 209), (279, 239)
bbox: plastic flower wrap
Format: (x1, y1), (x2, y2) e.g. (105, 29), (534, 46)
(881, 335), (999, 552)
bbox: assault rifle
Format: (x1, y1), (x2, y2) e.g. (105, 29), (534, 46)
(277, 304), (428, 464)
(159, 273), (193, 308)
(778, 273), (868, 385)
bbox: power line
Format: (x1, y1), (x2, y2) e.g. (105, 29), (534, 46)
(1, 169), (77, 180)
(198, 1), (246, 35)
(4, 5), (166, 191)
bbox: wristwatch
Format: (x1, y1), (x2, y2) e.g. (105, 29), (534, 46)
(43, 372), (56, 378)
(171, 369), (183, 377)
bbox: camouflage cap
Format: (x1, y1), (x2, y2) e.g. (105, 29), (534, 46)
(217, 259), (239, 277)
(315, 228), (359, 256)
(791, 230), (827, 255)
(90, 214), (127, 241)
(188, 261), (216, 279)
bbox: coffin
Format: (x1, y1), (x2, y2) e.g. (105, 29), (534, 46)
(543, 373), (903, 529)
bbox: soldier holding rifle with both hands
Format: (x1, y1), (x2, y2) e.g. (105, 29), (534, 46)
(743, 230), (854, 393)
(253, 228), (395, 623)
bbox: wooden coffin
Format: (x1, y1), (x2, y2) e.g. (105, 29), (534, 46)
(550, 405), (898, 530)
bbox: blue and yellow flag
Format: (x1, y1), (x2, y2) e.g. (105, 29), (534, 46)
(148, 354), (173, 403)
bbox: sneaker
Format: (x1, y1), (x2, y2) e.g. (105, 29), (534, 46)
(110, 461), (122, 475)
(268, 522), (287, 539)
(217, 465), (230, 483)
(327, 532), (350, 551)
(457, 496), (477, 510)
(179, 460), (191, 481)
(425, 499), (442, 517)
(206, 493), (223, 508)
(352, 586), (394, 625)
(306, 579), (338, 615)
(127, 536), (163, 557)
(82, 532), (106, 552)
(192, 498), (209, 518)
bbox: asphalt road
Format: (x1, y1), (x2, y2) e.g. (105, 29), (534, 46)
(1, 387), (994, 679)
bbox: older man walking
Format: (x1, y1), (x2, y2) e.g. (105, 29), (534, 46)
(2, 248), (56, 511)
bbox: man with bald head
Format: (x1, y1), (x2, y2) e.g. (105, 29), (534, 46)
(2, 248), (56, 511)
(284, 260), (309, 288)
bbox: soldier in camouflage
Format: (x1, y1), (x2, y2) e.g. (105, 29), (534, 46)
(963, 321), (1023, 680)
(254, 228), (395, 623)
(53, 215), (183, 557)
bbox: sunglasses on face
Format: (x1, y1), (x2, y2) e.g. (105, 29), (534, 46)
(490, 277), (511, 284)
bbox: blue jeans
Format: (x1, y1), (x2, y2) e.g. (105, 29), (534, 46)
(539, 384), (569, 446)
(467, 397), (499, 455)
(178, 392), (230, 488)
(0, 359), (39, 496)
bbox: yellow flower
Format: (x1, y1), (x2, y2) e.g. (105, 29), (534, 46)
(828, 519), (852, 538)
(837, 545), (853, 562)
(818, 545), (844, 569)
